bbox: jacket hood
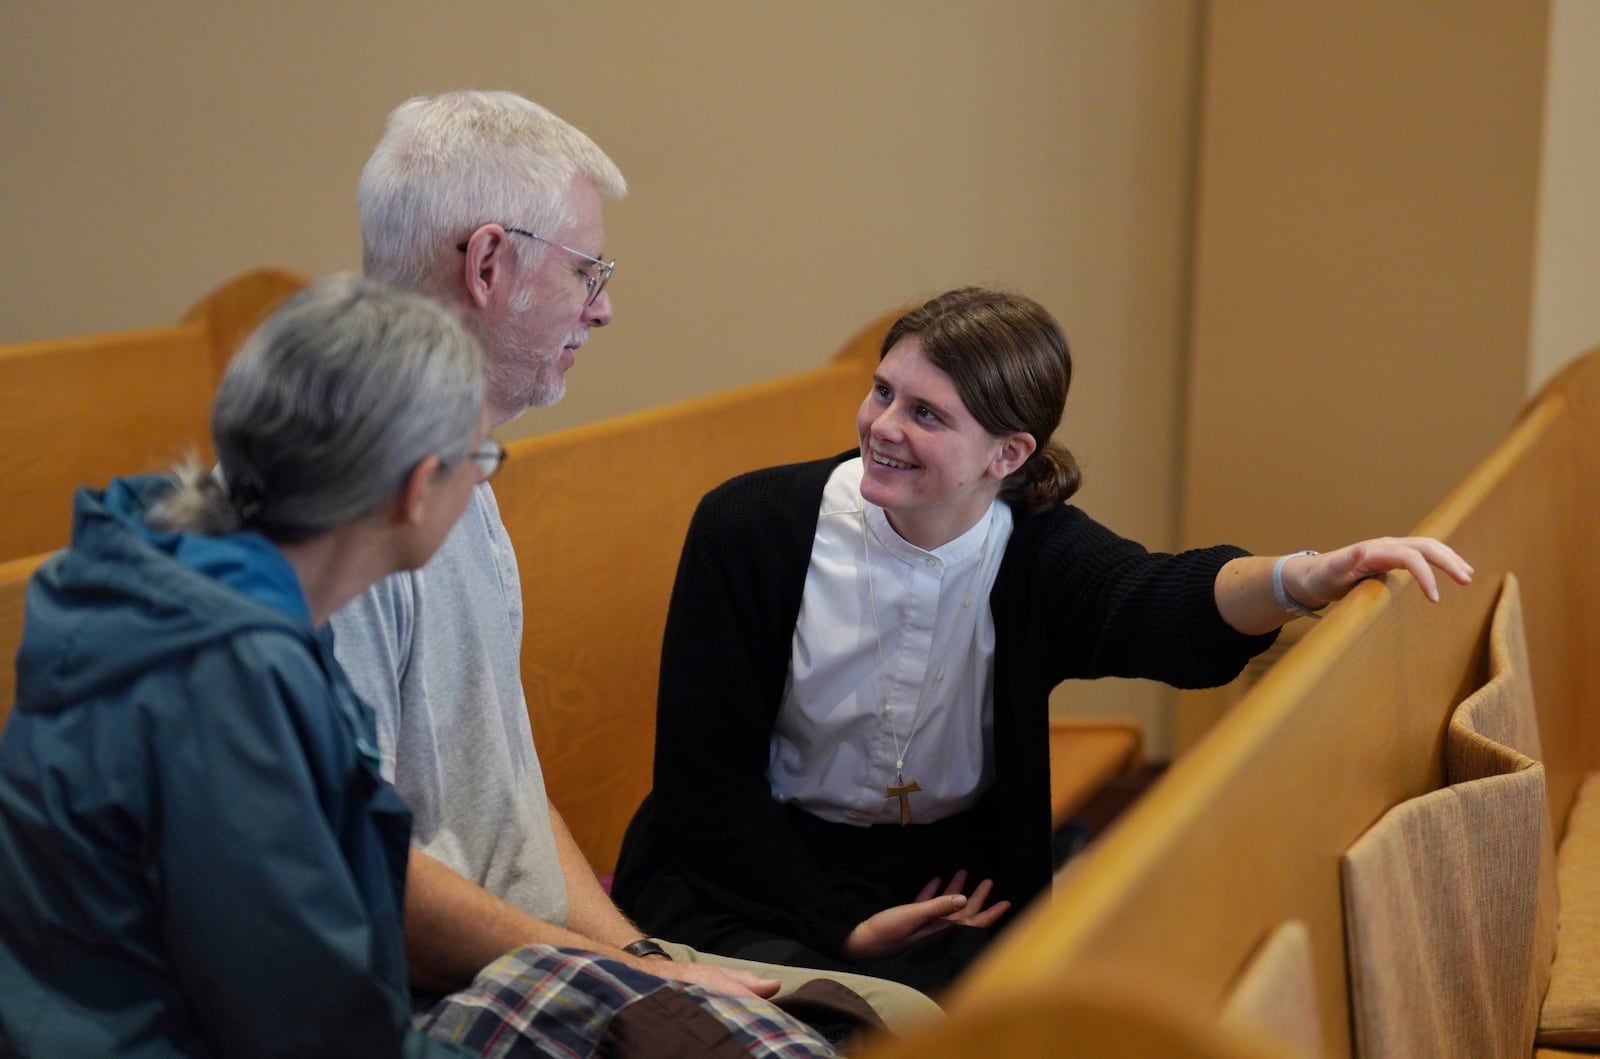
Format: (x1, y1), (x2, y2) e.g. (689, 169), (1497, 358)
(13, 475), (314, 714)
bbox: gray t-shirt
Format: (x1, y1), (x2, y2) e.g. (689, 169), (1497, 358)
(331, 484), (568, 925)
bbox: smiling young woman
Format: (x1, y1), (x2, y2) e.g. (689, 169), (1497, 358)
(856, 336), (1036, 551)
(611, 286), (1473, 995)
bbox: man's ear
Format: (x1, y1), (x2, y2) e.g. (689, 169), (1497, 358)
(990, 432), (1038, 480)
(397, 456), (445, 526)
(460, 225), (511, 310)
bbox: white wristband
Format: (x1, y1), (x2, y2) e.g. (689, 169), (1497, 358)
(1272, 551), (1325, 620)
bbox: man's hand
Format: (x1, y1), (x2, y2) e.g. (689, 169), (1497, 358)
(842, 870), (1011, 961)
(629, 956), (781, 999)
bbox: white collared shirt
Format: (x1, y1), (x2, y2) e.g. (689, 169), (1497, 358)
(768, 457), (1013, 826)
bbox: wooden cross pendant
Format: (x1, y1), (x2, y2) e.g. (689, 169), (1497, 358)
(885, 780), (922, 826)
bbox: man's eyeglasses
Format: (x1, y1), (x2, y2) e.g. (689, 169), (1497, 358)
(467, 439), (508, 482)
(455, 227), (614, 307)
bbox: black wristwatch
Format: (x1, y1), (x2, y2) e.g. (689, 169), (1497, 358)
(623, 938), (672, 960)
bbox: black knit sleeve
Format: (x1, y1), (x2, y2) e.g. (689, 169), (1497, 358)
(1000, 506), (1278, 688)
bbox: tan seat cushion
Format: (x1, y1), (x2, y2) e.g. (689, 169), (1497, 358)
(1447, 573), (1544, 775)
(1539, 770), (1600, 1047)
(1447, 573), (1559, 1042)
(1343, 761), (1546, 1058)
(1218, 919), (1320, 1058)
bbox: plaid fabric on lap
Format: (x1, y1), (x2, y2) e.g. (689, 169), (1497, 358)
(416, 945), (842, 1058)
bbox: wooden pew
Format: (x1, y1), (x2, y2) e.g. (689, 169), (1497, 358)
(0, 328), (213, 561)
(874, 345), (1600, 1058)
(179, 268), (308, 385)
(0, 269), (303, 725)
(0, 556), (36, 731)
(867, 978), (1285, 1059)
(0, 269), (305, 563)
(11, 282), (1586, 1052)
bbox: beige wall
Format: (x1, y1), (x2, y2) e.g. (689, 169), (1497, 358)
(9, 2), (1595, 757)
(1531, 0), (1600, 393)
(0, 1), (1194, 464)
(3, 0), (1201, 742)
(1171, 2), (1588, 752)
(1182, 1), (1546, 553)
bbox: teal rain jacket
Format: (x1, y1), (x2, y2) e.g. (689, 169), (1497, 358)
(0, 476), (468, 1058)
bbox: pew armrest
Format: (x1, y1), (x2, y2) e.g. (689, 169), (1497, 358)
(1049, 716), (1144, 826)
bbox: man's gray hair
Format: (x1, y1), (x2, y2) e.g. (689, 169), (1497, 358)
(359, 90), (627, 295)
(151, 273), (484, 543)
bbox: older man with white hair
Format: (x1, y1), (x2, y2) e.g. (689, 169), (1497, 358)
(332, 90), (938, 1055)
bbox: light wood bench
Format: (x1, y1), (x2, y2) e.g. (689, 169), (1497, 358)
(858, 345), (1600, 1058)
(0, 269), (304, 563)
(0, 556), (33, 730)
(0, 270), (304, 727)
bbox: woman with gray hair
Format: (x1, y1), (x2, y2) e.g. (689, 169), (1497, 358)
(0, 274), (852, 1059)
(0, 274), (494, 1057)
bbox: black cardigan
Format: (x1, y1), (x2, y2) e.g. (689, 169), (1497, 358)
(613, 454), (1275, 967)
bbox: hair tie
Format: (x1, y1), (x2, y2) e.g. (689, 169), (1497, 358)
(219, 469), (263, 522)
(228, 489), (261, 521)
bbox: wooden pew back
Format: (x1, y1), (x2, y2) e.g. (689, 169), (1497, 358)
(179, 268), (307, 385)
(500, 315), (889, 874)
(0, 269), (305, 565)
(0, 328), (214, 561)
(937, 346), (1600, 1057)
(0, 556), (42, 731)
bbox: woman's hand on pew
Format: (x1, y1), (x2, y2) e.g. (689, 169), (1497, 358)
(842, 870), (1011, 961)
(1217, 537), (1473, 634)
(1294, 536), (1474, 609)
